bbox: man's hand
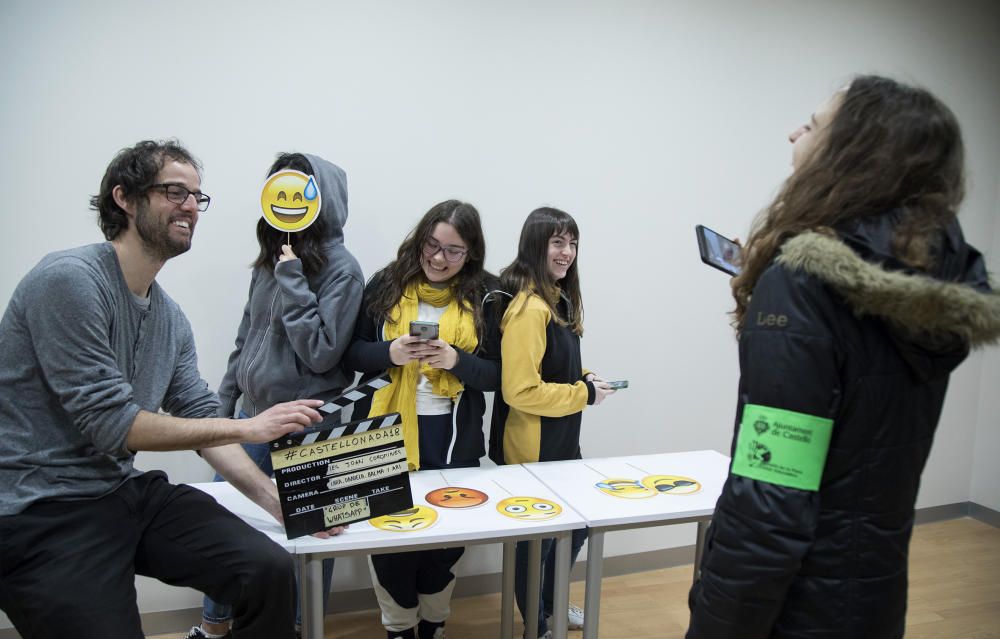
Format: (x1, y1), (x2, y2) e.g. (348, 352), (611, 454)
(242, 399), (324, 443)
(312, 524), (349, 539)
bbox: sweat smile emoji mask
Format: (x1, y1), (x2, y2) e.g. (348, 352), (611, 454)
(260, 170), (321, 232)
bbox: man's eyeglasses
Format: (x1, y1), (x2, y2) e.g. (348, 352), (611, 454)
(147, 183), (211, 212)
(422, 237), (468, 263)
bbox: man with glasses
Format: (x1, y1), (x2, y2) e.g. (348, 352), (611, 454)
(0, 140), (323, 639)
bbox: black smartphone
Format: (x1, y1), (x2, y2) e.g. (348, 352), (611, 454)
(409, 320), (439, 340)
(606, 380), (629, 390)
(695, 224), (741, 276)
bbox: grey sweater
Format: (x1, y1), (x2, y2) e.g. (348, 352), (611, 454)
(0, 243), (219, 515)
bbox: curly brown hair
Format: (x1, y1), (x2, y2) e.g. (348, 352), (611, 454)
(732, 75), (965, 330)
(367, 200), (491, 339)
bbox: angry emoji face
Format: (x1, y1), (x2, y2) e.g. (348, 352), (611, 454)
(425, 487), (489, 509)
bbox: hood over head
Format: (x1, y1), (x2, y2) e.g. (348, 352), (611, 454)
(777, 216), (1000, 381)
(304, 153), (348, 244)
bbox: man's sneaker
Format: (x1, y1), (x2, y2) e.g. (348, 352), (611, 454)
(546, 604), (585, 631)
(182, 627), (231, 639)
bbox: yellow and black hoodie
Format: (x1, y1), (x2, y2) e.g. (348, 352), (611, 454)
(489, 289), (595, 465)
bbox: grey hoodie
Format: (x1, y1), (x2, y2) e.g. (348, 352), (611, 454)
(217, 154), (364, 417)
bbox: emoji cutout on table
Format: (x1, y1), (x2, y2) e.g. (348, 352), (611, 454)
(496, 496), (562, 521)
(425, 487), (489, 509)
(369, 505), (439, 532)
(595, 478), (658, 499)
(260, 170), (322, 232)
(640, 474), (702, 495)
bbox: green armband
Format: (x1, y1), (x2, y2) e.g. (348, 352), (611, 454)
(731, 403), (833, 491)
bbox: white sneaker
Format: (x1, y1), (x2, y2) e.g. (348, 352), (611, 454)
(567, 604), (585, 629)
(546, 604), (585, 631)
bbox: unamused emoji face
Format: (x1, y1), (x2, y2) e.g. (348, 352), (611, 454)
(368, 505), (439, 532)
(260, 170), (322, 232)
(496, 496), (562, 521)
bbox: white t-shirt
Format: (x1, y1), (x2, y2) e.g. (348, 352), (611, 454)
(415, 301), (453, 415)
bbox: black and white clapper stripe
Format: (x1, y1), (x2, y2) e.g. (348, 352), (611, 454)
(271, 373), (396, 451)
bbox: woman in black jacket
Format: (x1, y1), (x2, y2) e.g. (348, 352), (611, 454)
(686, 76), (1000, 638)
(344, 199), (501, 639)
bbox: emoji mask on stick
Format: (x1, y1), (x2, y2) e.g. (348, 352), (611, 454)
(260, 170), (322, 232)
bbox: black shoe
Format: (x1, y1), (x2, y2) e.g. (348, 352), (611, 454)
(387, 628), (416, 639)
(182, 627), (232, 639)
(418, 619), (446, 639)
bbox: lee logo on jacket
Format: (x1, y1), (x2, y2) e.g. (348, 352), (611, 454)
(756, 312), (788, 327)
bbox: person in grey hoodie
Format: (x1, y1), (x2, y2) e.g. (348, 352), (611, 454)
(0, 140), (326, 639)
(189, 152), (365, 639)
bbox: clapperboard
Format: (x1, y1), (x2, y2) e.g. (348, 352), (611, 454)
(271, 374), (414, 539)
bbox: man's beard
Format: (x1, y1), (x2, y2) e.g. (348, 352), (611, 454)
(135, 199), (191, 261)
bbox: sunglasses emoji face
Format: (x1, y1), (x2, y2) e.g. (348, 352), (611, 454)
(640, 475), (702, 495)
(369, 505), (439, 532)
(425, 487), (489, 509)
(595, 478), (657, 499)
(496, 496), (562, 521)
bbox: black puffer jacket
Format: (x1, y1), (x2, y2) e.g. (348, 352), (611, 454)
(688, 214), (1000, 639)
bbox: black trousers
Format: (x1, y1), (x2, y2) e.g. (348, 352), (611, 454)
(0, 471), (296, 639)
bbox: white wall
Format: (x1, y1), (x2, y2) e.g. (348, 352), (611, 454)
(2, 0), (998, 627)
(972, 173), (1000, 512)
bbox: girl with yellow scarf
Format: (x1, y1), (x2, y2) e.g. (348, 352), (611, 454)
(344, 200), (502, 639)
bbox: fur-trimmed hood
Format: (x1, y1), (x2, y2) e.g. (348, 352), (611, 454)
(777, 228), (1000, 355)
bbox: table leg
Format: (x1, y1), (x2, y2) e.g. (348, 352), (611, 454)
(300, 553), (325, 639)
(582, 530), (604, 639)
(551, 532), (571, 639)
(501, 541), (515, 639)
(525, 539), (541, 639)
(693, 519), (709, 583)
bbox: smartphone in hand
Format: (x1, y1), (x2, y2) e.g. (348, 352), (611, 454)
(695, 224), (741, 276)
(605, 380), (629, 390)
(409, 320), (439, 340)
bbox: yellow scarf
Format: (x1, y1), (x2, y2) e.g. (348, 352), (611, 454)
(368, 281), (478, 470)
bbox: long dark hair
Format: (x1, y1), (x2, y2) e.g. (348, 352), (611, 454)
(500, 207), (584, 335)
(367, 200), (491, 339)
(253, 153), (330, 276)
(733, 75), (965, 329)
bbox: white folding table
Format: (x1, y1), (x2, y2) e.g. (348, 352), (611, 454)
(521, 450), (730, 639)
(193, 463), (586, 639)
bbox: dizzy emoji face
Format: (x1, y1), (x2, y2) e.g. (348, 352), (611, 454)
(425, 487), (489, 509)
(640, 475), (702, 495)
(260, 170), (322, 232)
(496, 496), (562, 521)
(369, 505), (438, 532)
(595, 478), (657, 499)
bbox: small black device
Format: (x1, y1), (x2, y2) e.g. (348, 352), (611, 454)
(695, 224), (741, 276)
(606, 380), (629, 390)
(409, 320), (439, 340)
